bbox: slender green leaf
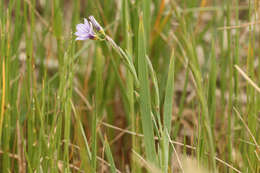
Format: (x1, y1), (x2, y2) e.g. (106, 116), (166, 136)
(162, 50), (175, 173)
(138, 16), (157, 165)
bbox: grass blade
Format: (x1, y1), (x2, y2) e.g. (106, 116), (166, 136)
(137, 15), (157, 165)
(162, 50), (175, 173)
(104, 137), (117, 173)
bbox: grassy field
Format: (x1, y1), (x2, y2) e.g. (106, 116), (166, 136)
(0, 0), (259, 172)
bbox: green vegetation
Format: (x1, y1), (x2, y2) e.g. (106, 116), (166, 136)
(0, 0), (259, 172)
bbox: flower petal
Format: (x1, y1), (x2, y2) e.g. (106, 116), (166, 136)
(75, 31), (89, 37)
(75, 18), (96, 41)
(76, 24), (89, 33)
(75, 36), (89, 41)
(89, 22), (95, 34)
(84, 18), (90, 28)
(89, 15), (102, 31)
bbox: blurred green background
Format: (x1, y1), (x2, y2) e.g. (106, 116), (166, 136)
(0, 0), (259, 172)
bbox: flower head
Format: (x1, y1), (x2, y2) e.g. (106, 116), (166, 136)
(75, 18), (96, 41)
(89, 16), (104, 33)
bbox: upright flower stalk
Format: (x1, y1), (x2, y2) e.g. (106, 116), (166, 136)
(75, 16), (139, 87)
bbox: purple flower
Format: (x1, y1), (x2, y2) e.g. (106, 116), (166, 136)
(89, 16), (103, 32)
(75, 18), (96, 40)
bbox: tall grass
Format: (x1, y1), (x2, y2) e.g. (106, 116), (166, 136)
(0, 0), (259, 172)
